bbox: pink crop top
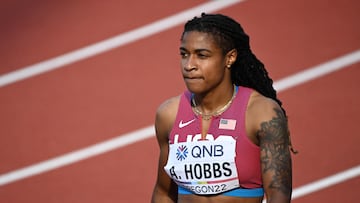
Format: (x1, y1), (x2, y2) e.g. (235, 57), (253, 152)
(168, 86), (262, 190)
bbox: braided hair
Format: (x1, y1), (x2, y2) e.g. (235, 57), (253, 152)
(182, 13), (297, 153)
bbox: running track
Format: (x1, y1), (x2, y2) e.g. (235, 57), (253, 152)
(0, 0), (359, 202)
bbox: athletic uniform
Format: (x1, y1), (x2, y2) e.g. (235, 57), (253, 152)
(164, 86), (264, 197)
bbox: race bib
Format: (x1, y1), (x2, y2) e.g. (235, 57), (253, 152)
(164, 137), (239, 195)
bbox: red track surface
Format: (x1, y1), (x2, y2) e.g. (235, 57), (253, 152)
(1, 0), (359, 202)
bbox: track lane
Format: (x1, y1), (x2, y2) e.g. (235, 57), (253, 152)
(1, 54), (358, 202)
(225, 0), (360, 79)
(279, 60), (360, 203)
(293, 176), (360, 202)
(0, 0), (207, 75)
(284, 64), (360, 187)
(1, 0), (244, 173)
(0, 138), (159, 203)
(1, 50), (358, 187)
(2, 0), (357, 175)
(0, 0), (358, 201)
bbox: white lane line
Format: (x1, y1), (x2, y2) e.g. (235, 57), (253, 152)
(0, 50), (359, 188)
(0, 0), (244, 88)
(292, 165), (360, 199)
(0, 126), (155, 186)
(274, 50), (360, 91)
(260, 165), (360, 202)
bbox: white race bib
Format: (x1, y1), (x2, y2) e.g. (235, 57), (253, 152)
(164, 137), (239, 195)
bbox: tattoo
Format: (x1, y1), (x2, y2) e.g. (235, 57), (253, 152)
(257, 108), (292, 196)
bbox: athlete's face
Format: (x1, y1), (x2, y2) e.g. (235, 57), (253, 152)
(179, 31), (232, 94)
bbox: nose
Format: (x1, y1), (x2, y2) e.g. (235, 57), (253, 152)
(183, 56), (197, 71)
(184, 64), (197, 71)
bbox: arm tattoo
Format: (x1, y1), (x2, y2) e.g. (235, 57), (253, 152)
(257, 108), (292, 196)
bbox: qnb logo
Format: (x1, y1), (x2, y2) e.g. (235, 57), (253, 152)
(176, 145), (188, 161)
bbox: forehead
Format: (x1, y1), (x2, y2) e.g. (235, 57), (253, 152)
(180, 31), (220, 51)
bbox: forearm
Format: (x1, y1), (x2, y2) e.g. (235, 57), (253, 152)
(151, 196), (176, 203)
(265, 193), (291, 203)
(151, 186), (177, 203)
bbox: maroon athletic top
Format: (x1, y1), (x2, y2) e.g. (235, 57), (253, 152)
(168, 86), (262, 189)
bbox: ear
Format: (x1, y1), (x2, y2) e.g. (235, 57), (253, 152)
(226, 49), (237, 68)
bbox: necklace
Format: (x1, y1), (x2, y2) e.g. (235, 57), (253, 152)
(191, 85), (237, 120)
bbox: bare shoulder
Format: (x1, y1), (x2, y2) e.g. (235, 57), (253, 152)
(246, 91), (287, 143)
(155, 95), (181, 142)
(156, 95), (181, 125)
(247, 91), (284, 122)
(247, 91), (289, 144)
(156, 96), (180, 118)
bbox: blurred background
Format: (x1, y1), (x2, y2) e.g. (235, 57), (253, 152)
(0, 0), (359, 202)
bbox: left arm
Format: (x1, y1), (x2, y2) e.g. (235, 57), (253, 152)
(257, 106), (292, 202)
(247, 93), (292, 203)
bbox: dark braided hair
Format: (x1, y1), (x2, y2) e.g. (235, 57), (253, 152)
(182, 13), (297, 153)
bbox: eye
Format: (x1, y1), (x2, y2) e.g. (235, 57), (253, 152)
(180, 51), (189, 58)
(197, 53), (209, 59)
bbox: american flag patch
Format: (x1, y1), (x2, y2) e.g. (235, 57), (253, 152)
(219, 119), (236, 130)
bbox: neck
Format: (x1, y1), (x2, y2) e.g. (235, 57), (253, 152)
(192, 84), (236, 119)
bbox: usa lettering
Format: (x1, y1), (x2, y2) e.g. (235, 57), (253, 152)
(173, 133), (234, 143)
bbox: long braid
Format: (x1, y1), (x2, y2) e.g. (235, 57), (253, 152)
(182, 13), (297, 153)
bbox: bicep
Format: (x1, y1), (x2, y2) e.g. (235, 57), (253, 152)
(257, 107), (292, 202)
(154, 123), (177, 193)
(152, 99), (178, 203)
(152, 137), (178, 203)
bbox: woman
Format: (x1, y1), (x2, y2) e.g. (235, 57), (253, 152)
(151, 13), (296, 203)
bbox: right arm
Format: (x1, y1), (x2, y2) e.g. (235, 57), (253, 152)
(151, 97), (180, 203)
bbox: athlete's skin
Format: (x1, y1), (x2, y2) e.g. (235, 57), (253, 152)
(151, 31), (292, 203)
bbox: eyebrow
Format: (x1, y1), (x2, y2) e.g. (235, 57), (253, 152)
(179, 47), (212, 53)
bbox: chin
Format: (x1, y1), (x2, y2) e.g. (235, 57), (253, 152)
(184, 83), (204, 94)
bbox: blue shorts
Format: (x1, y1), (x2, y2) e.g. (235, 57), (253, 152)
(178, 185), (264, 197)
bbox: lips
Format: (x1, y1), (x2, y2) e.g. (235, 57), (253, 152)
(183, 75), (203, 80)
(185, 77), (201, 80)
(183, 77), (203, 83)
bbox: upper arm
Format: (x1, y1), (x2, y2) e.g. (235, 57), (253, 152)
(151, 96), (180, 203)
(248, 94), (292, 202)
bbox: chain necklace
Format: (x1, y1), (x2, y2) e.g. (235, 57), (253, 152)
(191, 85), (237, 120)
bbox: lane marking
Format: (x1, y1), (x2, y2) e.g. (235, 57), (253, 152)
(262, 165), (360, 203)
(0, 50), (359, 190)
(292, 165), (360, 199)
(0, 126), (155, 186)
(261, 165), (360, 202)
(274, 50), (360, 91)
(0, 0), (244, 88)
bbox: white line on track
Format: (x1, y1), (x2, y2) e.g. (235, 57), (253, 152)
(292, 165), (360, 199)
(0, 0), (244, 88)
(1, 50), (359, 200)
(274, 50), (360, 92)
(0, 126), (155, 186)
(0, 0), (359, 200)
(261, 165), (360, 202)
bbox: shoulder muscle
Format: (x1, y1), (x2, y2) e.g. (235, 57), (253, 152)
(155, 96), (180, 144)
